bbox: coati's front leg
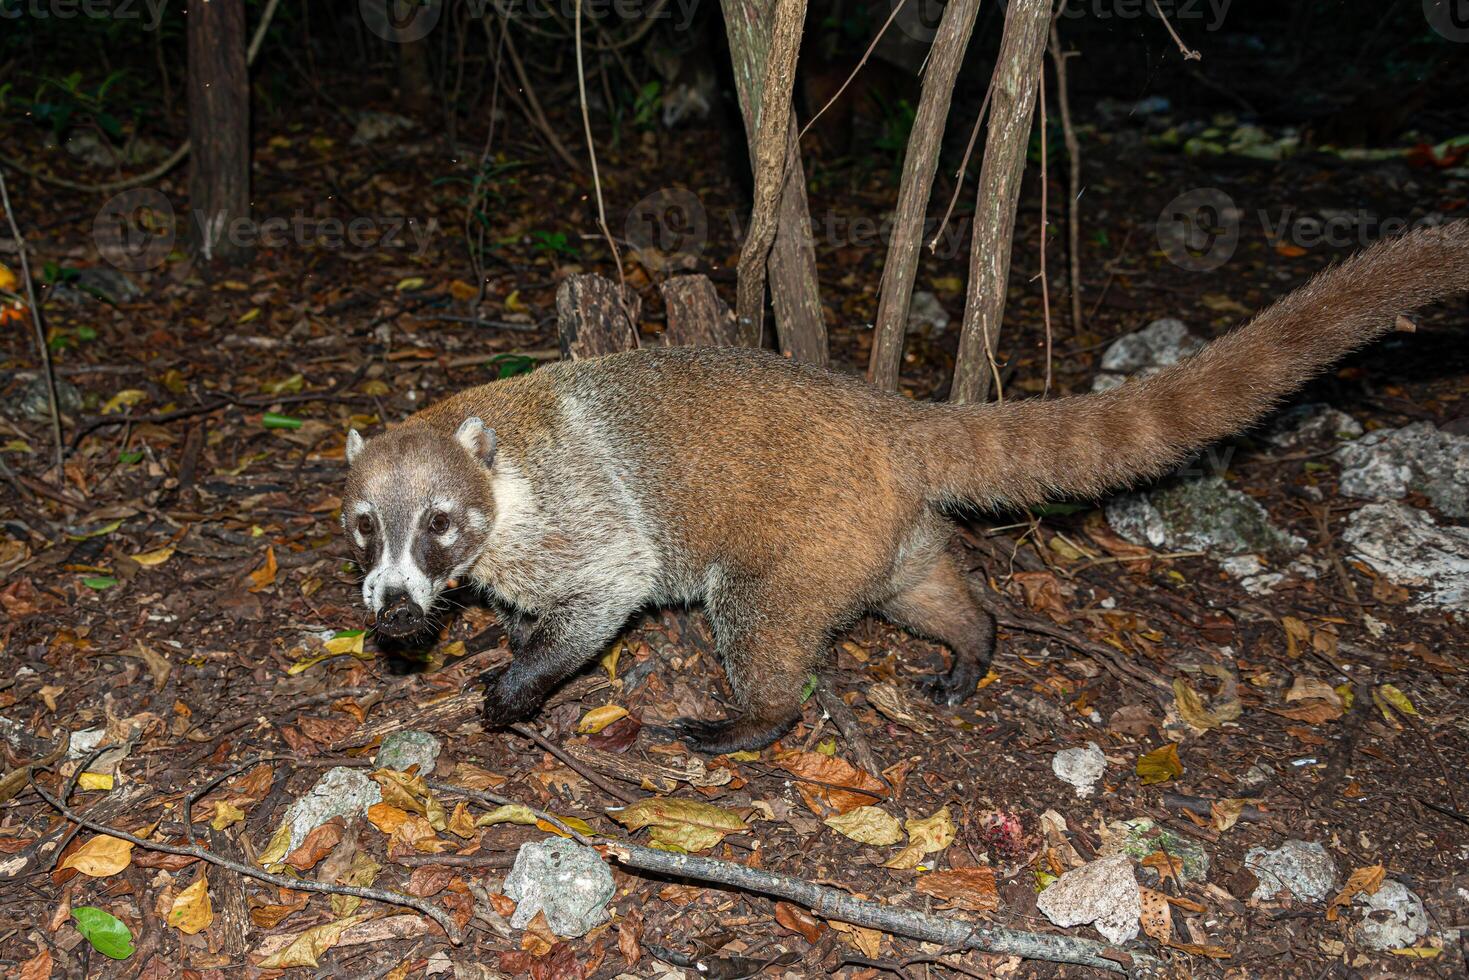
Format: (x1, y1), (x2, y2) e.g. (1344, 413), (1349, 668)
(480, 601), (629, 727)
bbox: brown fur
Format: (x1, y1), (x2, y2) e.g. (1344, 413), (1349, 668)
(345, 221), (1469, 752)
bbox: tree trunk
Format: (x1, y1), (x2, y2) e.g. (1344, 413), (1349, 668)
(721, 0), (828, 366)
(867, 0), (984, 391)
(660, 275), (738, 347)
(187, 0), (252, 265)
(557, 274), (641, 360)
(949, 0), (1051, 404)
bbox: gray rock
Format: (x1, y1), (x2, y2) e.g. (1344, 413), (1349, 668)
(905, 290), (950, 337)
(67, 727), (107, 758)
(1106, 475), (1305, 558)
(1334, 421), (1469, 518)
(282, 766), (382, 851)
(352, 111), (415, 145)
(1110, 818), (1210, 883)
(1245, 840), (1337, 903)
(1265, 403), (1363, 449)
(1352, 880), (1429, 950)
(1092, 318), (1205, 392)
(14, 376), (83, 422)
(58, 130), (168, 170)
(502, 838), (614, 938)
(1342, 502), (1469, 610)
(1052, 742), (1106, 799)
(51, 267), (142, 305)
(375, 730), (442, 775)
(1036, 853), (1141, 944)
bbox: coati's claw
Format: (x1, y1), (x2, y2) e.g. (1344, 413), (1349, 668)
(918, 669), (977, 707)
(479, 664), (536, 728)
(665, 714), (797, 755)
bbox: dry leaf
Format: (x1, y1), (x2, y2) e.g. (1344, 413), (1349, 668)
(610, 796), (746, 851)
(773, 749), (885, 815)
(1268, 700), (1343, 724)
(774, 902), (825, 943)
(284, 818), (344, 872)
(247, 546), (278, 593)
(473, 804), (538, 828)
(256, 914), (369, 969)
(446, 802), (477, 839)
(249, 892), (309, 929)
(883, 806), (955, 870)
(1136, 744), (1183, 785)
(210, 801), (246, 831)
(914, 867), (999, 912)
(1326, 864), (1385, 922)
(371, 768), (447, 831)
(17, 947), (52, 980)
(823, 805), (904, 846)
(1285, 676), (1341, 706)
(130, 545), (176, 567)
(168, 875), (213, 935)
(1210, 798), (1248, 833)
(367, 802), (412, 835)
(576, 705), (629, 734)
(59, 835), (134, 877)
(865, 682), (928, 732)
(830, 921), (883, 958)
(1139, 886), (1172, 943)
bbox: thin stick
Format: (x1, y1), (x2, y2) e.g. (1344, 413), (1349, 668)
(1047, 11), (1084, 334)
(1149, 0), (1201, 61)
(1037, 62), (1053, 396)
(572, 0), (625, 299)
(0, 171), (63, 475)
(29, 773), (465, 943)
(604, 840), (1156, 976)
(797, 0), (909, 143)
(928, 75), (995, 252)
(508, 722), (639, 805)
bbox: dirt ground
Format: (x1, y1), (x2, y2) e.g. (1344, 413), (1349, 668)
(1, 80), (1467, 979)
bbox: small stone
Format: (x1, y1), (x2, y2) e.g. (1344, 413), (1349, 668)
(905, 291), (950, 337)
(67, 728), (107, 758)
(375, 730), (442, 776)
(1109, 818), (1210, 883)
(15, 377), (83, 422)
(1334, 421), (1469, 517)
(1092, 318), (1205, 391)
(283, 767), (382, 851)
(352, 111), (415, 145)
(1106, 476), (1305, 558)
(1036, 853), (1141, 944)
(1265, 403), (1363, 450)
(1352, 880), (1428, 950)
(1245, 840), (1337, 903)
(502, 838), (615, 938)
(1052, 742), (1106, 798)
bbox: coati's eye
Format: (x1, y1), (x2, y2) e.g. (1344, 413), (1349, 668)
(356, 513), (374, 536)
(428, 511), (451, 535)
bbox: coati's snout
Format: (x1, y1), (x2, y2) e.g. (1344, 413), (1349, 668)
(341, 417), (499, 632)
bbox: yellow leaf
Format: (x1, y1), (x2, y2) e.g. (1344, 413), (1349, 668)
(360, 379), (391, 397)
(367, 802), (413, 834)
(0, 262), (17, 291)
(1376, 684), (1418, 718)
(1327, 864), (1385, 922)
(504, 289), (527, 312)
(1389, 947), (1441, 959)
(576, 705), (628, 734)
(247, 546), (277, 593)
(930, 275), (964, 294)
(370, 769), (447, 830)
(257, 821), (294, 869)
(77, 772), (114, 792)
(168, 875), (213, 935)
(610, 797), (747, 852)
(600, 640), (622, 681)
(60, 835), (134, 877)
(211, 801), (246, 831)
(473, 803), (538, 828)
(538, 815), (597, 838)
(824, 806), (905, 846)
(324, 631), (365, 656)
(1137, 744), (1184, 785)
(1138, 886), (1173, 943)
(446, 802), (477, 839)
(130, 545), (176, 567)
(101, 389), (147, 414)
(395, 277), (426, 292)
(238, 308), (261, 325)
(448, 279), (479, 301)
(883, 806), (955, 870)
(257, 914), (368, 969)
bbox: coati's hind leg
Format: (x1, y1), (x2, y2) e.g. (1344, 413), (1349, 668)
(879, 550), (996, 706)
(667, 576), (823, 754)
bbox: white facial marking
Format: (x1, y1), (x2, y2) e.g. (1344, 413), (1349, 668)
(361, 504), (434, 613)
(349, 500), (373, 549)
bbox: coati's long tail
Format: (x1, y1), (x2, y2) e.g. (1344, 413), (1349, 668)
(925, 219), (1469, 508)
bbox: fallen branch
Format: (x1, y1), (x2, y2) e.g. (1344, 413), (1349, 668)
(509, 722), (640, 804)
(603, 839), (1160, 976)
(29, 772), (465, 944)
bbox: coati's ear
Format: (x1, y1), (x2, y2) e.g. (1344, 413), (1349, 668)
(455, 416), (498, 467)
(345, 429), (366, 465)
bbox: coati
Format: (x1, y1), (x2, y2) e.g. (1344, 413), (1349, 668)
(342, 222), (1469, 753)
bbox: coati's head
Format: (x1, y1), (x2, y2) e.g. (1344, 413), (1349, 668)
(341, 418), (497, 637)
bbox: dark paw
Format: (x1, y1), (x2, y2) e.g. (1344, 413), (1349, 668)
(663, 714), (796, 755)
(919, 668), (978, 707)
(479, 665), (537, 728)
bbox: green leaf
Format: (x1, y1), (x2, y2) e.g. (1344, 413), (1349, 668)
(72, 906), (135, 960)
(117, 449), (143, 464)
(262, 412), (303, 430)
(799, 674), (819, 703)
(83, 576), (119, 590)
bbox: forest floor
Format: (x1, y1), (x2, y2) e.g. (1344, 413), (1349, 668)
(1, 94), (1467, 980)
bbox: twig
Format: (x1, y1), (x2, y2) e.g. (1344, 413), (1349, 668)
(572, 0), (625, 301)
(396, 852), (516, 868)
(494, 19), (583, 174)
(996, 612), (1171, 702)
(427, 780), (593, 846)
(1037, 58), (1053, 396)
(1149, 0), (1201, 61)
(814, 682), (888, 786)
(508, 722), (639, 804)
(0, 171), (63, 475)
(604, 840), (1158, 976)
(1047, 10), (1084, 334)
(929, 74), (996, 252)
(30, 772), (464, 943)
(797, 0), (909, 143)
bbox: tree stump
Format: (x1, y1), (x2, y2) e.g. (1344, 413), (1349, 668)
(659, 275), (738, 348)
(556, 274), (641, 360)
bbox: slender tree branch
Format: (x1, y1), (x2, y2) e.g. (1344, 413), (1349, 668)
(0, 171), (63, 476)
